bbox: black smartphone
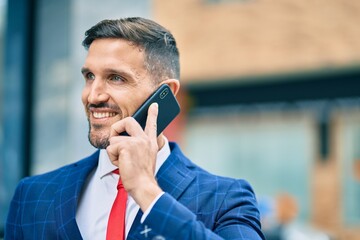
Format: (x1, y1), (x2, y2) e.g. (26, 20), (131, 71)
(121, 84), (180, 136)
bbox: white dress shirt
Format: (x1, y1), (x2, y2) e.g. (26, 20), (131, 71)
(76, 137), (170, 240)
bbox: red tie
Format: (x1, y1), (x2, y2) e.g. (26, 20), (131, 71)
(106, 169), (128, 240)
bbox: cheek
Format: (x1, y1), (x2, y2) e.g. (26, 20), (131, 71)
(117, 99), (138, 118)
(126, 93), (149, 116)
(81, 88), (89, 106)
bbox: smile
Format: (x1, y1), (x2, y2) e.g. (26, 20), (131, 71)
(92, 112), (117, 119)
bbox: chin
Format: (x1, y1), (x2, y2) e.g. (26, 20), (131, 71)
(89, 133), (110, 149)
(88, 124), (110, 149)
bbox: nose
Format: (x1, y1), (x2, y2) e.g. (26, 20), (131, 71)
(87, 79), (109, 104)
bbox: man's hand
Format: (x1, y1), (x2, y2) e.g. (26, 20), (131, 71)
(106, 103), (163, 212)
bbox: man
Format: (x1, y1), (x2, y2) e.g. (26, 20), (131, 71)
(5, 17), (265, 239)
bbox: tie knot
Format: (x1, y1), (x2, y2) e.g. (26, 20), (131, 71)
(112, 169), (124, 190)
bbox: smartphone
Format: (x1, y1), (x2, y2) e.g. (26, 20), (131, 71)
(121, 84), (180, 136)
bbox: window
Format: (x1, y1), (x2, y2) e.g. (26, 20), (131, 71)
(340, 109), (360, 225)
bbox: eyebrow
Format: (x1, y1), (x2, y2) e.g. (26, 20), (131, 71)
(81, 67), (133, 76)
(81, 67), (90, 75)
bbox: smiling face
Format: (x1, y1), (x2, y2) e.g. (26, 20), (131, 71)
(81, 38), (157, 148)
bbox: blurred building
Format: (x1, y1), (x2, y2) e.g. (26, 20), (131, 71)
(1, 0), (360, 239)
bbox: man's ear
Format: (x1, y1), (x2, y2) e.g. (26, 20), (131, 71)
(161, 79), (180, 96)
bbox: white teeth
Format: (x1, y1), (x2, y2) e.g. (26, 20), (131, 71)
(93, 112), (117, 119)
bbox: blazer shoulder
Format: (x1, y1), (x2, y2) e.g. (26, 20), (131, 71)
(20, 150), (99, 187)
(150, 143), (264, 239)
(168, 142), (256, 195)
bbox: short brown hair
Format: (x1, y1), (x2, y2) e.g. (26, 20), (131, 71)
(82, 17), (180, 82)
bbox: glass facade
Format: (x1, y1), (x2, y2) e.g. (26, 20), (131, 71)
(0, 0), (6, 235)
(341, 109), (360, 225)
(184, 108), (314, 220)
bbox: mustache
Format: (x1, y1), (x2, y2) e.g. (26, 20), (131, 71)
(87, 103), (121, 111)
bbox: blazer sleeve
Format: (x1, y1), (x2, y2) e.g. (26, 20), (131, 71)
(5, 179), (25, 240)
(143, 179), (265, 240)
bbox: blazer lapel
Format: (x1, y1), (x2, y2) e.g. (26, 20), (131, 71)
(55, 151), (99, 240)
(156, 152), (196, 200)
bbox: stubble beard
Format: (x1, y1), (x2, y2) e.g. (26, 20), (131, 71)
(87, 121), (110, 149)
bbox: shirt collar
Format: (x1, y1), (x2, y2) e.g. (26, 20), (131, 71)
(98, 136), (171, 179)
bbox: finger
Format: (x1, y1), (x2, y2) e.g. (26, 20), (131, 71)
(106, 138), (130, 166)
(106, 144), (120, 166)
(110, 117), (144, 137)
(144, 102), (158, 139)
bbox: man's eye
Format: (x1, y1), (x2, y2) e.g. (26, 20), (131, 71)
(86, 72), (95, 80)
(110, 75), (124, 82)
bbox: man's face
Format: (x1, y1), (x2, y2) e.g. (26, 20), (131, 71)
(81, 38), (156, 148)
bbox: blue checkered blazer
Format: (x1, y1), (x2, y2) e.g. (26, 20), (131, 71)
(5, 142), (264, 239)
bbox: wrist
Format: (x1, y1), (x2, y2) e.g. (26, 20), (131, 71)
(129, 179), (163, 212)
